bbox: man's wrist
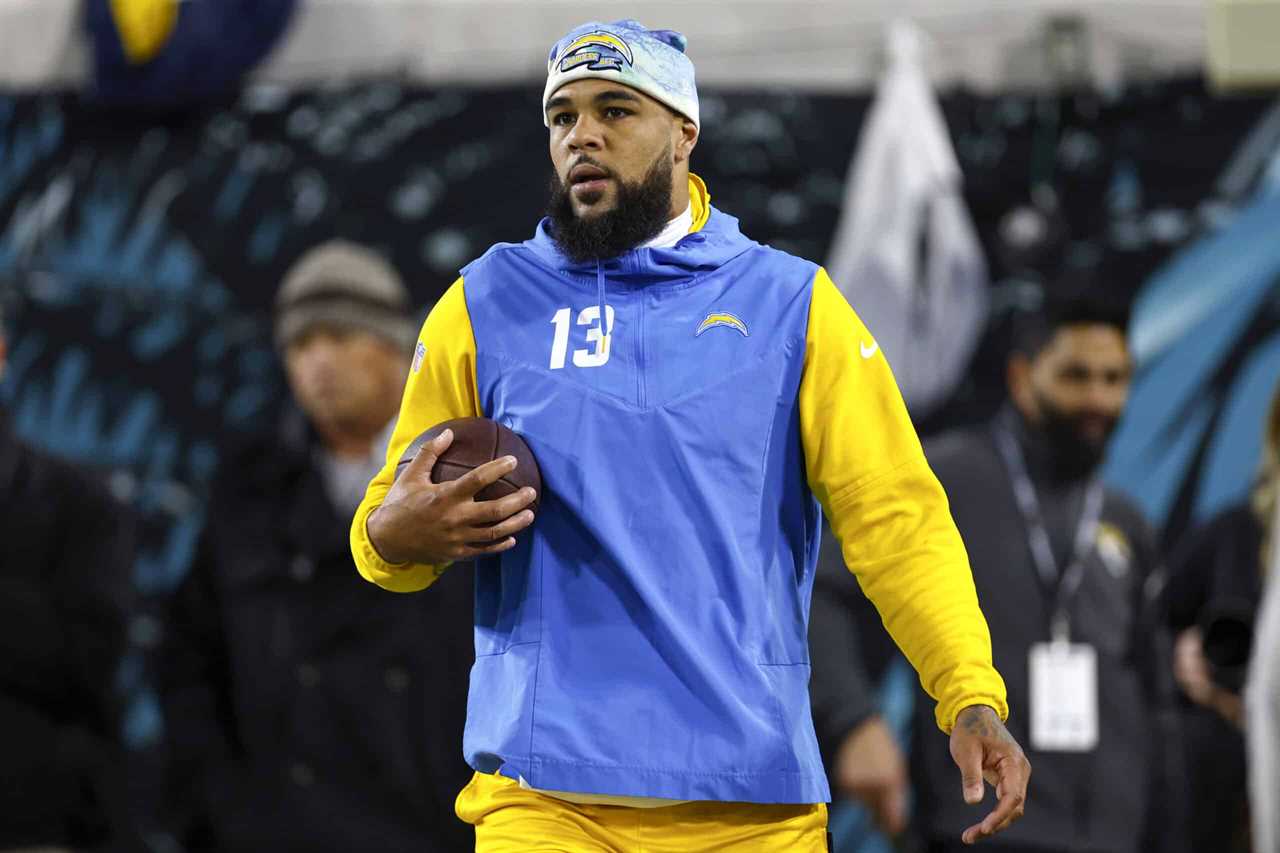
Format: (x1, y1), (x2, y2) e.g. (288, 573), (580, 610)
(954, 703), (1002, 734)
(366, 507), (410, 567)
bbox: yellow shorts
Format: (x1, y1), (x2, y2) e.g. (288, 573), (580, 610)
(455, 771), (828, 852)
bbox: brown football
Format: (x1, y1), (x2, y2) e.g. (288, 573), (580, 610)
(395, 417), (541, 514)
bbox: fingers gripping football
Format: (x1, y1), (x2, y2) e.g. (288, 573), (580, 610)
(368, 420), (542, 565)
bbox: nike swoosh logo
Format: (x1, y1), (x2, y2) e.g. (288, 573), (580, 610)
(860, 340), (879, 359)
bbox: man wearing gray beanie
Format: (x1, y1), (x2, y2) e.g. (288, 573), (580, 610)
(273, 239), (417, 508)
(160, 241), (475, 853)
(274, 240), (418, 356)
(353, 19), (1030, 851)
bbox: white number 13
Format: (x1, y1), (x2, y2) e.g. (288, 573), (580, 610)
(549, 305), (615, 370)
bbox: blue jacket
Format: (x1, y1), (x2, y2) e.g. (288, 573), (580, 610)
(352, 177), (1007, 804)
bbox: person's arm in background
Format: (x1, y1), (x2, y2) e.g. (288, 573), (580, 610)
(800, 267), (1028, 845)
(1164, 515), (1213, 634)
(157, 529), (242, 853)
(52, 470), (138, 847)
(1128, 516), (1190, 853)
(351, 278), (536, 592)
(1165, 514), (1225, 712)
(1165, 510), (1250, 725)
(808, 521), (908, 836)
(0, 464), (135, 847)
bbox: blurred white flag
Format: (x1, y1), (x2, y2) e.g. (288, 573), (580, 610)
(826, 19), (988, 417)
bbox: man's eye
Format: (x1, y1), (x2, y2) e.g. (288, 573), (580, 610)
(604, 107), (630, 119)
(552, 113), (574, 126)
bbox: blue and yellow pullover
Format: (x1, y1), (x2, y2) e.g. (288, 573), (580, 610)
(351, 176), (1007, 804)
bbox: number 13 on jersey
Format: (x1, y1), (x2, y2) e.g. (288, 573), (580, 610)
(549, 305), (615, 370)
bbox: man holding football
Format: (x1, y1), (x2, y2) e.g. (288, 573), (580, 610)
(354, 19), (1029, 851)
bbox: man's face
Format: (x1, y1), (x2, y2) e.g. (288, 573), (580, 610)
(284, 325), (404, 436)
(1016, 324), (1133, 471)
(546, 78), (688, 220)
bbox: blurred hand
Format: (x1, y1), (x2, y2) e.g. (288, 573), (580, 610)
(1173, 627), (1216, 706)
(834, 715), (908, 836)
(367, 428), (537, 565)
(1173, 626), (1244, 728)
(949, 704), (1031, 845)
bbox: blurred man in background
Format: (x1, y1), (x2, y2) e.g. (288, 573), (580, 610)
(898, 293), (1178, 853)
(159, 242), (475, 852)
(0, 301), (137, 851)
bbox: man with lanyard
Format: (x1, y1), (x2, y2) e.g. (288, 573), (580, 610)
(352, 18), (1031, 853)
(902, 293), (1178, 853)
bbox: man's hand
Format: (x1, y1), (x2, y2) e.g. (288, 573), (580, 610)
(367, 428), (537, 565)
(834, 715), (908, 836)
(949, 704), (1031, 845)
(1172, 626), (1215, 706)
(1173, 626), (1245, 728)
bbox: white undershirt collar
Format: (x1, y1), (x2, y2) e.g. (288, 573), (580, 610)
(639, 203), (693, 249)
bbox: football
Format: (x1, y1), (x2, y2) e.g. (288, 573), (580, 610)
(395, 417), (541, 514)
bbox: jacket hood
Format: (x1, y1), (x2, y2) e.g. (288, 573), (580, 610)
(517, 174), (757, 284)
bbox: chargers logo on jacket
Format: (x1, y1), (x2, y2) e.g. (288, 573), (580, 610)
(554, 31), (634, 73)
(696, 311), (749, 337)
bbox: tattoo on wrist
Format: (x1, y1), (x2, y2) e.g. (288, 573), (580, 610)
(958, 705), (1012, 743)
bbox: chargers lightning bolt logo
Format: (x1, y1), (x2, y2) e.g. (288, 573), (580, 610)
(554, 31), (635, 73)
(695, 312), (749, 337)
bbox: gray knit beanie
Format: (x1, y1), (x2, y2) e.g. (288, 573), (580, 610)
(274, 241), (417, 352)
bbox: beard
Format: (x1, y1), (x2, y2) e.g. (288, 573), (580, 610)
(548, 146), (674, 264)
(1033, 388), (1119, 479)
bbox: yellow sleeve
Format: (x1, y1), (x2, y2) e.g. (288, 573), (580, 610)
(349, 277), (483, 593)
(800, 267), (1008, 733)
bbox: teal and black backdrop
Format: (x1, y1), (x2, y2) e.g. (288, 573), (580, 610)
(0, 77), (1275, 847)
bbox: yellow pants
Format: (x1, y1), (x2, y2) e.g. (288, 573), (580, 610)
(455, 771), (828, 852)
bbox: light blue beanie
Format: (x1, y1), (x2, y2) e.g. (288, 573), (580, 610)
(543, 20), (699, 130)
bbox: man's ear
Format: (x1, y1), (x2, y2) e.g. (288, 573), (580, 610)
(1007, 352), (1037, 421)
(674, 117), (698, 164)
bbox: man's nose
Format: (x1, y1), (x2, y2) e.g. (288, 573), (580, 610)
(566, 115), (603, 151)
(1084, 377), (1124, 413)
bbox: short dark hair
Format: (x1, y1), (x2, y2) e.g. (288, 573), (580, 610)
(1012, 287), (1131, 359)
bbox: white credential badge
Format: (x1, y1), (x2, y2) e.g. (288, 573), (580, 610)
(1029, 640), (1099, 752)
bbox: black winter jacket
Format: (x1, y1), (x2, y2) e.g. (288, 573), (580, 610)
(160, 413), (476, 853)
(0, 411), (136, 849)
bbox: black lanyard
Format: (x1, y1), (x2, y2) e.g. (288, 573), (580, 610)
(992, 421), (1104, 643)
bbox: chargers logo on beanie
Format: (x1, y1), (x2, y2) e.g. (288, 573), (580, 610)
(543, 20), (700, 130)
(556, 31), (635, 73)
